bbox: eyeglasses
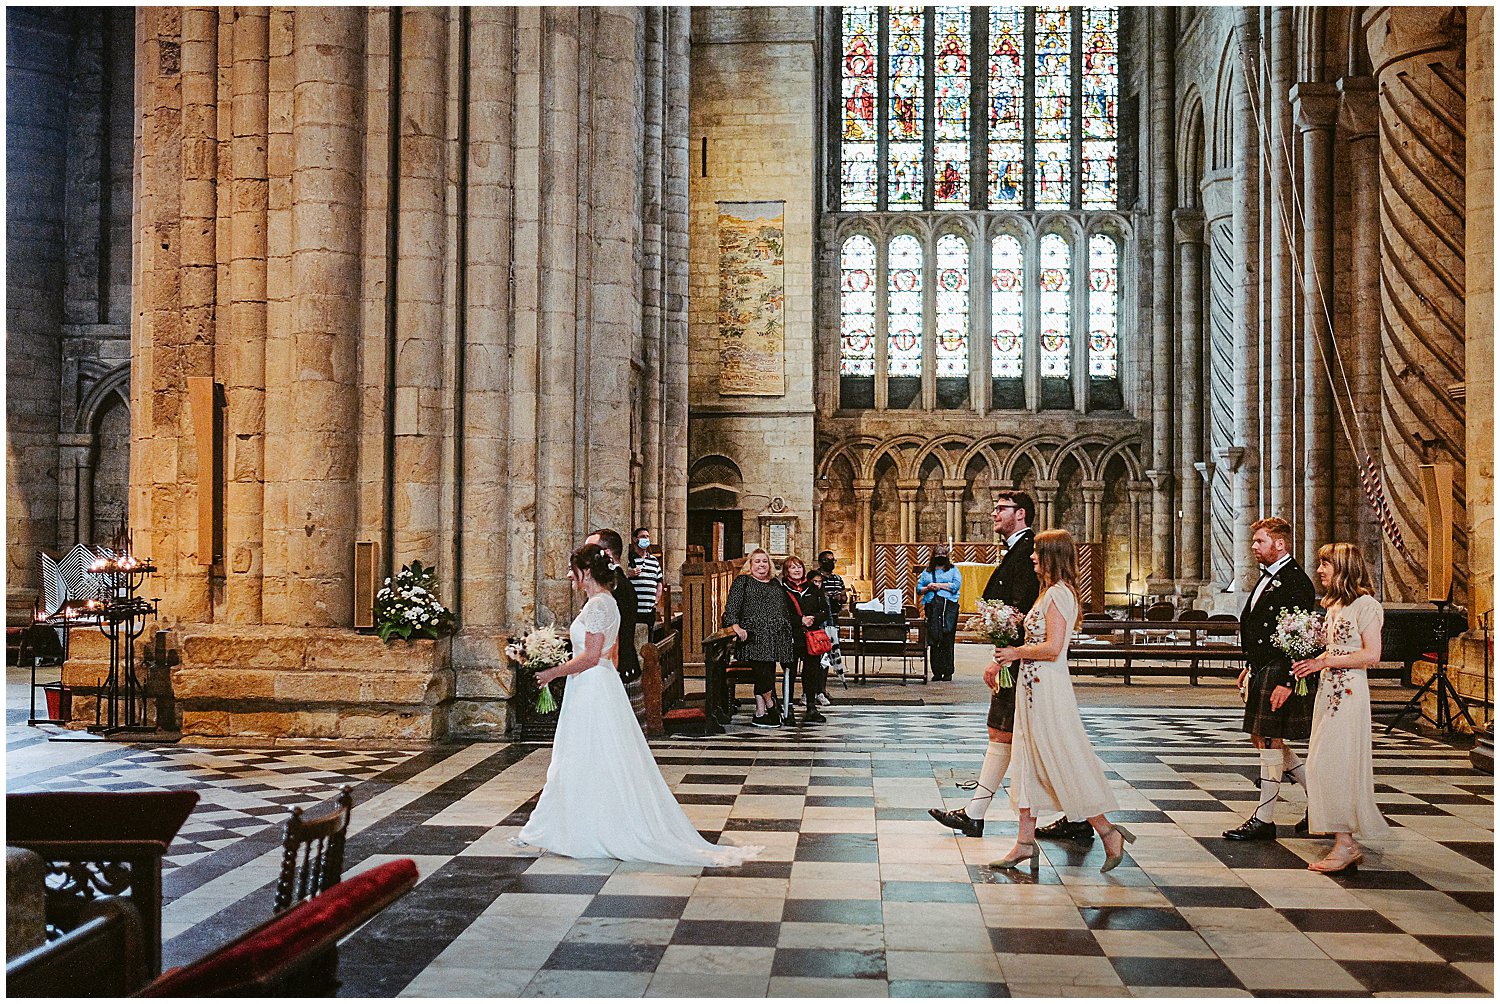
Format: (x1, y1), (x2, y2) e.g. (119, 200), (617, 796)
(992, 504), (1018, 513)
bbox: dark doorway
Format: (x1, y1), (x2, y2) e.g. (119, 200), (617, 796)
(688, 509), (744, 562)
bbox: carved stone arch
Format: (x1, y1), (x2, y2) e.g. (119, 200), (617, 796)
(932, 213), (979, 244)
(912, 436), (969, 482)
(984, 212), (1036, 245)
(960, 437), (1016, 483)
(1210, 36), (1240, 172)
(1098, 438), (1146, 482)
(999, 435), (1062, 483)
(1086, 211), (1135, 245)
(833, 217), (880, 247)
(1035, 212), (1085, 245)
(1177, 88), (1205, 207)
(1054, 435), (1113, 482)
(817, 436), (882, 482)
(74, 362), (130, 435)
(867, 434), (928, 481)
(886, 216), (932, 245)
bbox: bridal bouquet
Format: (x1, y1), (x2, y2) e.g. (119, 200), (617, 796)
(1272, 607), (1325, 697)
(506, 625), (570, 714)
(968, 599), (1026, 690)
(375, 560), (457, 643)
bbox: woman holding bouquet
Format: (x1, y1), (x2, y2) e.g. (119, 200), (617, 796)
(988, 530), (1135, 873)
(1292, 543), (1389, 873)
(516, 543), (760, 866)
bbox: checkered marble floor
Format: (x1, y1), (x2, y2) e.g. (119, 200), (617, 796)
(7, 704), (1492, 997)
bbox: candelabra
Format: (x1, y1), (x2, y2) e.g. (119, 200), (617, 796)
(85, 537), (160, 735)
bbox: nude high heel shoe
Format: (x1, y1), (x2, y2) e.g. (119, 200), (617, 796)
(989, 840), (1041, 873)
(1099, 824), (1137, 873)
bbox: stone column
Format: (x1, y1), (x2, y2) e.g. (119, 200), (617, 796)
(1080, 480), (1105, 543)
(1230, 6), (1262, 592)
(896, 481), (920, 541)
(853, 479), (875, 581)
(1174, 209), (1205, 582)
(638, 8), (665, 551)
(1465, 7), (1493, 631)
(662, 6), (691, 589)
(1267, 6), (1297, 523)
(1201, 170), (1236, 590)
(1338, 75), (1384, 583)
(1291, 82), (1339, 568)
(1147, 6), (1176, 587)
(225, 7), (269, 624)
(1364, 6), (1467, 602)
(1033, 480), (1060, 531)
(942, 480), (966, 542)
(461, 8), (516, 627)
(285, 9), (363, 626)
(1127, 480), (1152, 598)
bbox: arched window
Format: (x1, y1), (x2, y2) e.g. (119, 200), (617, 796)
(991, 233), (1024, 408)
(1088, 231), (1124, 409)
(887, 234), (923, 408)
(935, 233), (970, 408)
(1039, 232), (1072, 408)
(840, 234), (877, 375)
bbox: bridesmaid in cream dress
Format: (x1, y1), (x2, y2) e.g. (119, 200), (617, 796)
(1293, 542), (1390, 873)
(990, 529), (1137, 873)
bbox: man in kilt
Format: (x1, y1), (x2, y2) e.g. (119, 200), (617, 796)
(1224, 516), (1319, 840)
(927, 491), (1046, 838)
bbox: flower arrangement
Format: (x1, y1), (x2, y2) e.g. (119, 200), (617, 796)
(1272, 607), (1325, 696)
(374, 560), (457, 643)
(968, 599), (1026, 689)
(506, 625), (571, 714)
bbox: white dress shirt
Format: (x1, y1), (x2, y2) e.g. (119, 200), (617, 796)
(1250, 554), (1292, 608)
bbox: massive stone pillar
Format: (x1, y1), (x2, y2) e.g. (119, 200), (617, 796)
(1464, 7), (1493, 632)
(1230, 6), (1262, 592)
(1146, 6), (1176, 588)
(1174, 209), (1205, 583)
(1201, 170), (1237, 591)
(1266, 7), (1297, 525)
(1291, 81), (1339, 568)
(1337, 75), (1384, 582)
(1363, 6), (1467, 602)
(662, 6), (691, 589)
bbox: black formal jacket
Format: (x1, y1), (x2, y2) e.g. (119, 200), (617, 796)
(607, 566), (640, 681)
(1239, 558), (1318, 686)
(982, 529), (1041, 613)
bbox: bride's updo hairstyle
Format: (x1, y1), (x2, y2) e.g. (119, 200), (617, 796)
(571, 542), (617, 588)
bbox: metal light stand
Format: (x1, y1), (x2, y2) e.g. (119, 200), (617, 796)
(1386, 599), (1475, 735)
(85, 545), (160, 736)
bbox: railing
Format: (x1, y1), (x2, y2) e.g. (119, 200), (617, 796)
(871, 540), (1104, 613)
(679, 558), (741, 665)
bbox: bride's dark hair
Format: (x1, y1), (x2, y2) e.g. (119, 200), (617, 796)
(571, 542), (617, 588)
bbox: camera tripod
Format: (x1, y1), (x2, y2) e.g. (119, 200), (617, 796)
(1387, 599), (1475, 735)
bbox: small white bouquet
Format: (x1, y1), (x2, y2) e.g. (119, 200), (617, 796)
(968, 599), (1026, 690)
(506, 625), (570, 714)
(1272, 607), (1325, 697)
(375, 560), (456, 643)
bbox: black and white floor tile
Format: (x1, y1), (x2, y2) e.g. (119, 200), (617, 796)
(7, 703), (1492, 997)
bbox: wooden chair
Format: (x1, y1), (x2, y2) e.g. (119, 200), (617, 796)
(1177, 608), (1209, 621)
(274, 787), (354, 915)
(1144, 602), (1176, 621)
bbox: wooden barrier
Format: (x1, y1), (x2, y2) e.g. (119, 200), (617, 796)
(872, 541), (1104, 613)
(679, 558), (740, 666)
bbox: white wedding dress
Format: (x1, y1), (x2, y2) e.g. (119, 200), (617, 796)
(517, 593), (761, 866)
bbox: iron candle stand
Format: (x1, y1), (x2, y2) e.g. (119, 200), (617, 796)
(85, 551), (159, 735)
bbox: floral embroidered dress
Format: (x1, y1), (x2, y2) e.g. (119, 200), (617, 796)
(1305, 594), (1390, 837)
(1008, 584), (1119, 821)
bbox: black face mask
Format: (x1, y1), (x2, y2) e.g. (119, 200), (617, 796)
(819, 559), (835, 573)
(936, 556), (950, 568)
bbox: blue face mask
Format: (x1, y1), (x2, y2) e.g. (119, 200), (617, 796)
(637, 537), (651, 549)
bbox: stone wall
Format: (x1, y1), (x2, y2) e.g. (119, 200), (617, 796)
(687, 7), (818, 555)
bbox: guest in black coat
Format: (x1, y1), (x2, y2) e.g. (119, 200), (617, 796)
(1224, 516), (1320, 842)
(780, 555), (830, 725)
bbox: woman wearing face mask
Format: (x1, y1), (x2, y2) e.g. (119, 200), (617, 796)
(780, 555), (831, 724)
(918, 546), (962, 681)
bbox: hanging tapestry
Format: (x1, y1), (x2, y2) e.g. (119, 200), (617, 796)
(717, 201), (785, 395)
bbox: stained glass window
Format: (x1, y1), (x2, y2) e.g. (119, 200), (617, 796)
(1039, 233), (1071, 378)
(1081, 7), (1119, 208)
(987, 7), (1026, 210)
(1033, 7), (1072, 209)
(887, 234), (923, 376)
(933, 8), (971, 210)
(935, 234), (969, 377)
(840, 7), (879, 210)
(1088, 233), (1118, 378)
(991, 234), (1024, 379)
(840, 235), (878, 377)
(887, 7), (925, 210)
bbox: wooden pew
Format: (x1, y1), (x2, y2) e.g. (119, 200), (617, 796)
(640, 630), (718, 736)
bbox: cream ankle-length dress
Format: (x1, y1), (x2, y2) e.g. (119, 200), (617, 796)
(1305, 594), (1390, 838)
(1008, 584), (1119, 820)
(518, 593), (761, 866)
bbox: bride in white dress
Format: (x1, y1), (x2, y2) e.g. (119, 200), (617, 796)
(517, 543), (760, 867)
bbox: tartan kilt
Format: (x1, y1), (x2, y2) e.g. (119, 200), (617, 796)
(986, 673), (1018, 732)
(1242, 660), (1315, 740)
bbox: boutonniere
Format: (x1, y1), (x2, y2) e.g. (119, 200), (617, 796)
(1269, 579), (1281, 590)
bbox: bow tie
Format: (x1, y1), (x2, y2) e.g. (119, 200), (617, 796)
(1259, 567), (1275, 578)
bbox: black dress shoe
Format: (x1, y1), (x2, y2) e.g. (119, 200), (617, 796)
(1223, 817), (1277, 841)
(928, 806), (984, 837)
(1036, 818), (1095, 844)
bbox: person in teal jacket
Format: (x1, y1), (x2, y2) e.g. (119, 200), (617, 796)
(918, 546), (962, 681)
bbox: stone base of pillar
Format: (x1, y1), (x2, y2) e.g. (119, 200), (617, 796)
(446, 629), (515, 737)
(1145, 578), (1176, 597)
(153, 626), (456, 741)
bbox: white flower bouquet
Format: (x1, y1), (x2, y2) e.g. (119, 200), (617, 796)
(968, 599), (1026, 689)
(506, 625), (571, 714)
(1272, 607), (1325, 696)
(374, 560), (457, 643)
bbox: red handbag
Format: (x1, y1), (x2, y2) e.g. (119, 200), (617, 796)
(788, 593), (833, 655)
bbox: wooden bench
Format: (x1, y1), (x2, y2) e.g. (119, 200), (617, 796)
(641, 630), (718, 736)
